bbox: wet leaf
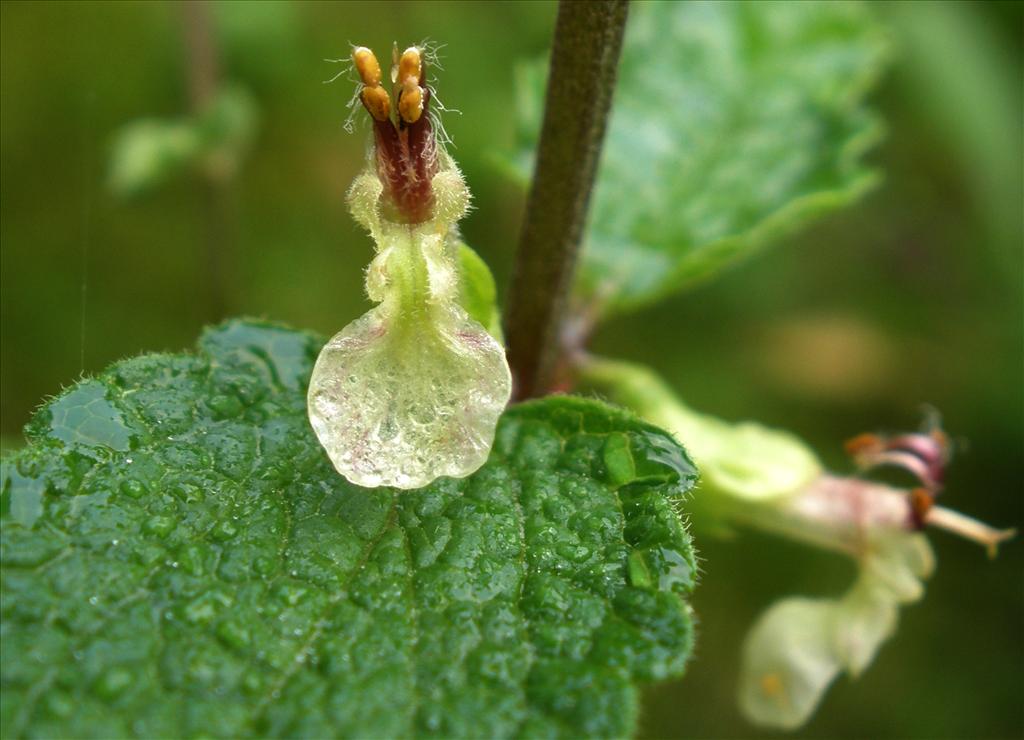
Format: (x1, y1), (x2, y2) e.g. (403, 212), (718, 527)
(1, 319), (698, 739)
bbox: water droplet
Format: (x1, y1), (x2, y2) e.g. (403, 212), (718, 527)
(45, 690), (74, 717)
(208, 393), (244, 420)
(212, 520), (238, 542)
(183, 590), (232, 625)
(95, 667), (133, 701)
(242, 673), (263, 695)
(253, 554), (277, 576)
(119, 479), (147, 499)
(177, 543), (208, 576)
(171, 483), (205, 504)
(215, 619), (251, 652)
(143, 514), (176, 538)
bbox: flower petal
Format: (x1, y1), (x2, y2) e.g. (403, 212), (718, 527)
(308, 302), (510, 489)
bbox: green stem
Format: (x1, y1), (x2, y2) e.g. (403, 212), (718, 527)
(504, 0), (629, 400)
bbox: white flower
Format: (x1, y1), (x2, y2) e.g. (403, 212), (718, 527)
(307, 45), (511, 489)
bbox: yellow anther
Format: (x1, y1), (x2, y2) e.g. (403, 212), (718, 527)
(352, 46), (382, 87)
(361, 85), (391, 122)
(398, 77), (423, 124)
(399, 47), (422, 85)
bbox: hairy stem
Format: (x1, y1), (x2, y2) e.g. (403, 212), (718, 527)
(504, 0), (629, 400)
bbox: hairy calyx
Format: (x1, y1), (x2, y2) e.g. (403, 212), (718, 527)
(308, 44), (511, 490)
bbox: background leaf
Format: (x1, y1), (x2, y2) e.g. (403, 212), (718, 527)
(108, 86), (257, 198)
(458, 241), (504, 341)
(511, 0), (889, 314)
(0, 319), (698, 739)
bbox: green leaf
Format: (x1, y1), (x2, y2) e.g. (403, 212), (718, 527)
(457, 241), (503, 341)
(1, 319), (698, 739)
(511, 1), (889, 314)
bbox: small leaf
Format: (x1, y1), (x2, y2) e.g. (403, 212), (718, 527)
(107, 119), (203, 197)
(108, 86), (257, 197)
(511, 1), (889, 314)
(457, 242), (503, 341)
(1, 320), (698, 739)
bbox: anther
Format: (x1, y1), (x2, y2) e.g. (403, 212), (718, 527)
(843, 433), (882, 458)
(399, 47), (423, 85)
(398, 77), (424, 124)
(361, 85), (391, 122)
(347, 42), (436, 222)
(353, 46), (382, 87)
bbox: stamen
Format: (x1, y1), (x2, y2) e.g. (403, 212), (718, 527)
(347, 42), (438, 223)
(399, 77), (424, 124)
(845, 423), (950, 492)
(908, 487), (934, 529)
(925, 506), (1017, 558)
(353, 46), (382, 87)
(399, 47), (423, 85)
(361, 85), (391, 122)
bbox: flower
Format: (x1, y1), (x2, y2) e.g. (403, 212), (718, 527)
(578, 356), (1014, 728)
(307, 45), (511, 489)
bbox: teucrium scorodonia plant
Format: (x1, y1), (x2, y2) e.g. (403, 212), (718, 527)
(307, 46), (511, 489)
(1, 6), (1017, 738)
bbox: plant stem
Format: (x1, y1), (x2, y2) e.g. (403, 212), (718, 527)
(504, 0), (629, 400)
(181, 0), (231, 321)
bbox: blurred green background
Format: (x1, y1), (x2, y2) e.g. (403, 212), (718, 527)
(1, 1), (1021, 737)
